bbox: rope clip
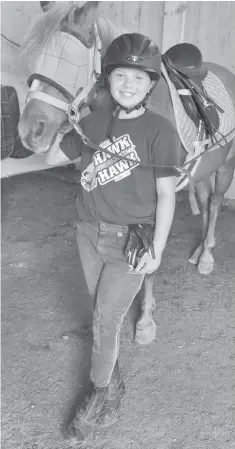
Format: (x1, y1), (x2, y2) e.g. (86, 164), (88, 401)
(68, 104), (80, 125)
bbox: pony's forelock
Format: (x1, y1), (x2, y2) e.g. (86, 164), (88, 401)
(21, 3), (80, 61)
(21, 4), (126, 69)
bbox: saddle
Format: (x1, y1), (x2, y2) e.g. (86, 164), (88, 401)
(162, 43), (222, 140)
(164, 43), (208, 83)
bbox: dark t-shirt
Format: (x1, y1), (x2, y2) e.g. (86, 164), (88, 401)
(60, 109), (180, 225)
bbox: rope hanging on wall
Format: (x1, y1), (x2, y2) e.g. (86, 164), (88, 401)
(1, 33), (21, 48)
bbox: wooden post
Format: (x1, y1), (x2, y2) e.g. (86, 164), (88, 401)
(162, 1), (188, 52)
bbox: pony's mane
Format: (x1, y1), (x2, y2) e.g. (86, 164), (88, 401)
(21, 3), (81, 58)
(21, 3), (126, 61)
(96, 16), (126, 56)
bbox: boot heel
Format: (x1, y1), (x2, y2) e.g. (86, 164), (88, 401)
(65, 384), (108, 446)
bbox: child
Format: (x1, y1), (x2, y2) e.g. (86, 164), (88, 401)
(59, 33), (179, 446)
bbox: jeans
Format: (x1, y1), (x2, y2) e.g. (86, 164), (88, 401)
(76, 220), (144, 388)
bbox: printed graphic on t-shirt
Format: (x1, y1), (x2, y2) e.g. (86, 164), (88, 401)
(81, 134), (140, 192)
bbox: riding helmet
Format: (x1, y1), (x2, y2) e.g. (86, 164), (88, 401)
(102, 33), (161, 81)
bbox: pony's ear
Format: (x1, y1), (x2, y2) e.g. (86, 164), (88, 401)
(74, 1), (99, 35)
(40, 1), (55, 12)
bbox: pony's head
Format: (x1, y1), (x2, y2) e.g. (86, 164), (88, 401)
(18, 1), (121, 153)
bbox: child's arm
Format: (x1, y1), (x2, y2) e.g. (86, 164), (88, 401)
(153, 175), (177, 254)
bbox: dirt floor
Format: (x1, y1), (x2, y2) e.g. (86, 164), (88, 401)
(1, 167), (235, 449)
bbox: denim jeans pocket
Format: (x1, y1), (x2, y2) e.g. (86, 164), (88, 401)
(115, 231), (130, 261)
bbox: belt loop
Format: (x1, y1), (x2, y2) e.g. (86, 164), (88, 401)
(98, 221), (129, 234)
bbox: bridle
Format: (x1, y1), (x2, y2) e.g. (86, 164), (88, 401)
(26, 22), (103, 125)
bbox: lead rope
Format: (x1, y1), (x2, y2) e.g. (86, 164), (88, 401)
(69, 116), (235, 206)
(188, 121), (208, 214)
(177, 126), (235, 214)
(107, 106), (122, 142)
(71, 118), (235, 170)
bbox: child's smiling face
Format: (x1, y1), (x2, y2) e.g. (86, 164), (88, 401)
(109, 66), (153, 110)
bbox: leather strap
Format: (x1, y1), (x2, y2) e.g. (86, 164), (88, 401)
(71, 119), (235, 171)
(26, 91), (70, 112)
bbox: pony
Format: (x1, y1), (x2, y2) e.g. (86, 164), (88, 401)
(16, 1), (235, 345)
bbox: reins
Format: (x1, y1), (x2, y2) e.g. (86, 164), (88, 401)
(68, 120), (235, 172)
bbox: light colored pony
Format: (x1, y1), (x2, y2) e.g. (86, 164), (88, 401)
(15, 2), (235, 344)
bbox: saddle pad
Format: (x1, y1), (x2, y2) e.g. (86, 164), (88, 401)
(161, 62), (235, 154)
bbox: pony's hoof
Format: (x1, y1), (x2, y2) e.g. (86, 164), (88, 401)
(135, 319), (156, 345)
(189, 245), (202, 265)
(197, 259), (214, 275)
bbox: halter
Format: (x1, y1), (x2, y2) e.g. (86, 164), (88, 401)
(26, 22), (102, 120)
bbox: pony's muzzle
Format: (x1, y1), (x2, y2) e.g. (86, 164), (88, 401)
(18, 118), (49, 153)
(33, 120), (46, 140)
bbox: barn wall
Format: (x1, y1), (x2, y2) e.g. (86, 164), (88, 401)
(1, 1), (234, 74)
(1, 1), (42, 108)
(99, 1), (165, 47)
(162, 1), (235, 73)
(1, 1), (41, 75)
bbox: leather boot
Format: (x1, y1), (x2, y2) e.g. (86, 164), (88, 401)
(96, 360), (125, 427)
(65, 382), (108, 447)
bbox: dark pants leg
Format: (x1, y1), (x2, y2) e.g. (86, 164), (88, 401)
(66, 221), (144, 445)
(76, 220), (144, 386)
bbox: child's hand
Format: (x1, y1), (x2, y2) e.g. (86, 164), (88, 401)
(134, 250), (162, 274)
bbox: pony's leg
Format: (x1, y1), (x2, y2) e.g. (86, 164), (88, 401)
(135, 273), (156, 345)
(189, 179), (212, 265)
(197, 163), (235, 275)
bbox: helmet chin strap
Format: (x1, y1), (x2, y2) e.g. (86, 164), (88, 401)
(115, 80), (158, 114)
(107, 80), (158, 141)
(116, 97), (144, 114)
